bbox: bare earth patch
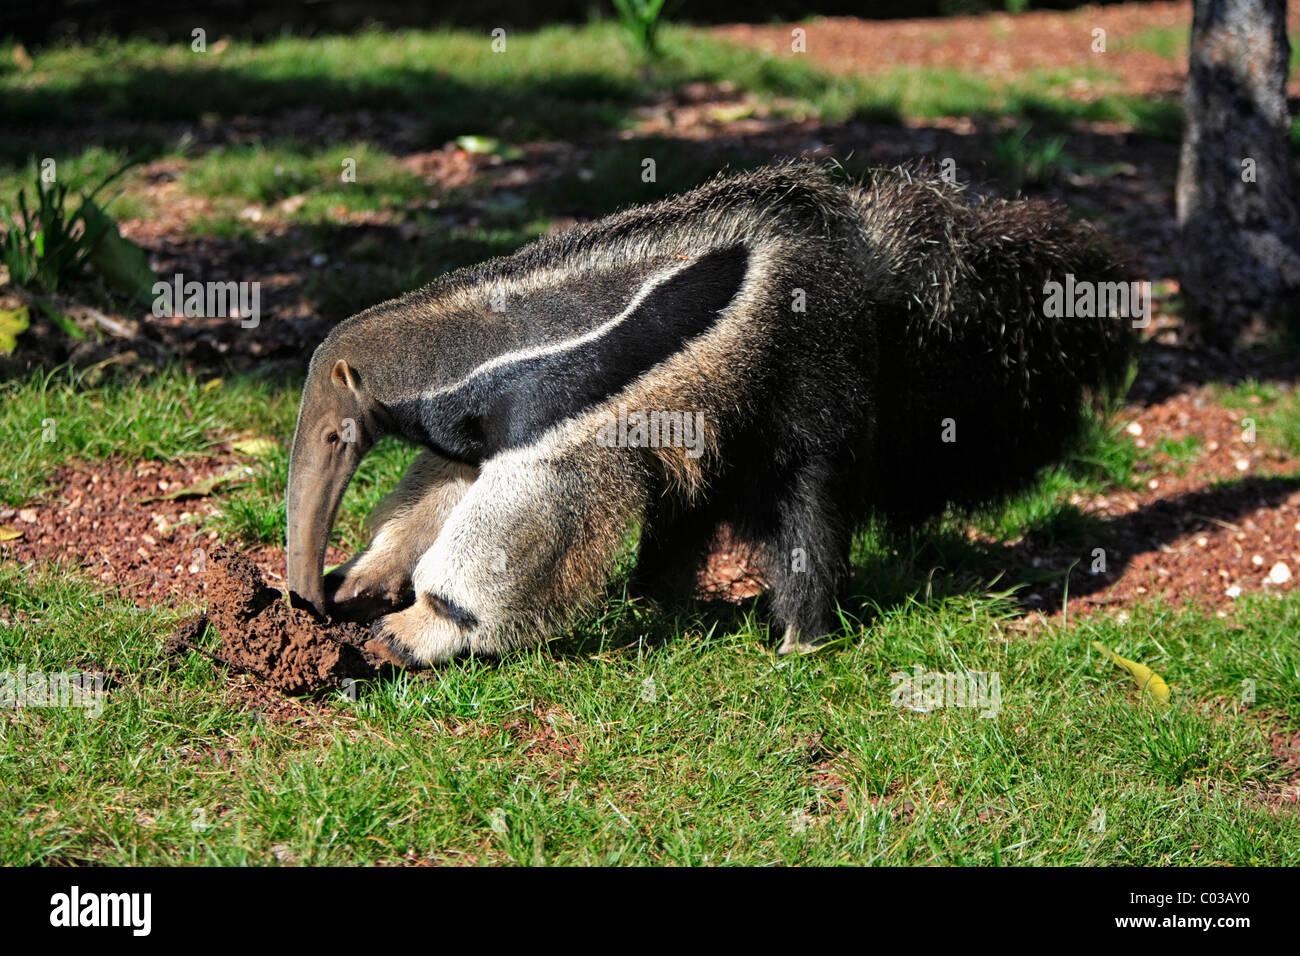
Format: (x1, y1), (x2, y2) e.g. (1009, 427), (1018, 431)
(1, 454), (350, 604)
(713, 2), (1300, 99)
(1010, 383), (1300, 622)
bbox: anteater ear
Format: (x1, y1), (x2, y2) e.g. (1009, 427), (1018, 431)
(331, 359), (362, 394)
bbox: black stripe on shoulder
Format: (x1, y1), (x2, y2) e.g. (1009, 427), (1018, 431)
(417, 244), (750, 462)
(426, 591), (479, 629)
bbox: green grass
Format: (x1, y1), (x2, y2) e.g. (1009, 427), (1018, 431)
(3, 560), (1296, 866)
(1217, 378), (1285, 409)
(3, 365), (1297, 865)
(184, 142), (429, 214)
(1121, 27), (1188, 61)
(0, 21), (1188, 250)
(0, 356), (1147, 569)
(0, 22), (1193, 321)
(0, 147), (149, 220)
(1, 23), (1186, 167)
(2, 22), (1298, 867)
(3, 367), (1298, 865)
(209, 435), (417, 553)
(0, 366), (412, 553)
(0, 366), (295, 507)
(1123, 26), (1300, 72)
(1266, 394), (1300, 457)
(1154, 434), (1203, 464)
(1216, 380), (1300, 456)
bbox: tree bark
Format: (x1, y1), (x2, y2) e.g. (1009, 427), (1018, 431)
(1176, 0), (1300, 347)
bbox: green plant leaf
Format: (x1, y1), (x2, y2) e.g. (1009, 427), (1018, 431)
(30, 297), (86, 341)
(79, 199), (157, 304)
(0, 305), (30, 354)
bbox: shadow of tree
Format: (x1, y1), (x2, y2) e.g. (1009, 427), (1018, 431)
(0, 33), (1207, 385)
(0, 65), (641, 161)
(1131, 342), (1300, 408)
(2, 111), (1198, 380)
(846, 473), (1300, 627)
(540, 473), (1300, 660)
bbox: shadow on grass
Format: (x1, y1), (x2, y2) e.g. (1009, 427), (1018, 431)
(1131, 342), (1300, 408)
(545, 472), (1300, 660)
(3, 112), (1191, 384)
(849, 473), (1300, 627)
(0, 65), (639, 161)
(0, 22), (1199, 386)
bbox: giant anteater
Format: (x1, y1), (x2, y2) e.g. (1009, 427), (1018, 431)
(285, 162), (1131, 664)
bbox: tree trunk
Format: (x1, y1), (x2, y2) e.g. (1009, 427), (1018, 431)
(1176, 0), (1300, 347)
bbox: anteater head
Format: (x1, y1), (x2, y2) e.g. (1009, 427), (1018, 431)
(286, 349), (392, 614)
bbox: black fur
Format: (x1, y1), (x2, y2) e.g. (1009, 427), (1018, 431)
(395, 244), (749, 464)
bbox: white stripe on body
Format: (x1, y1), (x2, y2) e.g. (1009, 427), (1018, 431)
(422, 257), (699, 401)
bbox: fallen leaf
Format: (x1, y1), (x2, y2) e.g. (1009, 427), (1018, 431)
(0, 305), (30, 355)
(0, 525), (23, 541)
(231, 437), (279, 458)
(137, 467), (251, 503)
(1092, 641), (1170, 708)
(455, 135), (499, 154)
(454, 135), (523, 160)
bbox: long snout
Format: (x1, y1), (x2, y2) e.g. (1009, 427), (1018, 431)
(286, 444), (359, 615)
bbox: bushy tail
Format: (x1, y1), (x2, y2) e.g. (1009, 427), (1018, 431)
(853, 169), (1135, 525)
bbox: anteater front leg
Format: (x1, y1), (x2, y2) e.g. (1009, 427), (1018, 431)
(325, 450), (477, 618)
(372, 444), (646, 665)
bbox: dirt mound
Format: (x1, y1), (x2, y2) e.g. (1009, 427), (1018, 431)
(179, 545), (402, 695)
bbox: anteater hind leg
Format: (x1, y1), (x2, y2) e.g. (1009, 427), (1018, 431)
(629, 496), (718, 607)
(372, 445), (646, 665)
(325, 450), (478, 618)
(751, 459), (852, 655)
